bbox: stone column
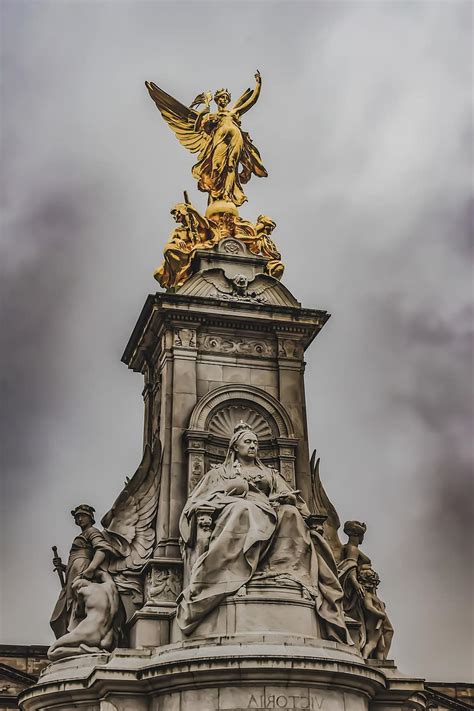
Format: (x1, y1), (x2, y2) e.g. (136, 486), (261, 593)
(154, 326), (174, 556)
(276, 334), (312, 503)
(167, 325), (198, 552)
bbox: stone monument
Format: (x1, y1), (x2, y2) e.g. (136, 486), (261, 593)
(20, 73), (438, 711)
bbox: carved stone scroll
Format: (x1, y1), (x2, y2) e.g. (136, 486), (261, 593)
(197, 334), (276, 357)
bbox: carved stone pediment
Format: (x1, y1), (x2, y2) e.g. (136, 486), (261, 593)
(179, 268), (299, 307)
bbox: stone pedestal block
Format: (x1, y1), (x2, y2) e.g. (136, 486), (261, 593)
(20, 637), (385, 711)
(170, 578), (322, 642)
(19, 639), (434, 711)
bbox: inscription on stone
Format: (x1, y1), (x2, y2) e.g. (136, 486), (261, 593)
(219, 688), (324, 710)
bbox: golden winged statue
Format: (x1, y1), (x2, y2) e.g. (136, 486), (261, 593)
(145, 71), (268, 207)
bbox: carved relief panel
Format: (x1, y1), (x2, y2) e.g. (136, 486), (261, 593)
(144, 566), (182, 607)
(198, 334), (276, 357)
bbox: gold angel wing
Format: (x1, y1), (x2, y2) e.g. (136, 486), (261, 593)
(101, 442), (162, 573)
(145, 81), (208, 155)
(309, 450), (343, 562)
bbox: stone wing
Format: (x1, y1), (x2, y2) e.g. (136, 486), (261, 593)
(309, 450), (343, 562)
(102, 442), (162, 572)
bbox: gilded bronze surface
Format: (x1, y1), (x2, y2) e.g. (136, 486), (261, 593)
(154, 201), (218, 289)
(146, 73), (285, 291)
(146, 72), (267, 207)
(154, 202), (284, 290)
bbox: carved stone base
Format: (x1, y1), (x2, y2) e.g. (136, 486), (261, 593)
(128, 603), (175, 648)
(171, 577), (322, 642)
(19, 637), (432, 711)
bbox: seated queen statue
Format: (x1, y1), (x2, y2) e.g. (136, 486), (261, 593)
(177, 422), (352, 645)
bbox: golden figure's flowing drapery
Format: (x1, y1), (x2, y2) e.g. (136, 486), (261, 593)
(146, 73), (268, 206)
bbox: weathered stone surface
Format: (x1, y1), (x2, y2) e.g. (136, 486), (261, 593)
(19, 634), (450, 711)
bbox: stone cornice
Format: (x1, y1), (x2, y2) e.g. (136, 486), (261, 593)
(122, 292), (329, 373)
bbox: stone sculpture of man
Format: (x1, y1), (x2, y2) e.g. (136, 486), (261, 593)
(48, 571), (119, 661)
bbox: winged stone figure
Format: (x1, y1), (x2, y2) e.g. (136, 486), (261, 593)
(49, 443), (162, 660)
(145, 71), (268, 207)
(309, 450), (393, 659)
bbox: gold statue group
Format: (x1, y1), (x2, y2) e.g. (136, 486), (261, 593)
(146, 72), (284, 290)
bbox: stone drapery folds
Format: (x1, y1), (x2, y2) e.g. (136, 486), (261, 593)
(177, 423), (352, 644)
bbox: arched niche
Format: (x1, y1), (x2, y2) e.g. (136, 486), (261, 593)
(185, 385), (297, 492)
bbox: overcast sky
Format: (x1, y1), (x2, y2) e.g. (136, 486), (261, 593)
(1, 0), (472, 682)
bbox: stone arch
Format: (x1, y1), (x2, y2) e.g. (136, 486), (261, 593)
(185, 385), (297, 492)
(189, 384), (294, 438)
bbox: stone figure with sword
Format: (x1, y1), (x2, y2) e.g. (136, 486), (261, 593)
(50, 504), (117, 640)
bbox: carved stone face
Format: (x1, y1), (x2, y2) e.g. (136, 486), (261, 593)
(197, 513), (213, 531)
(358, 565), (379, 589)
(171, 205), (188, 225)
(233, 431), (258, 460)
(232, 274), (249, 295)
(74, 513), (93, 530)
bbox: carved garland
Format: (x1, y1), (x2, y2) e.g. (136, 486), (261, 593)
(197, 334), (276, 357)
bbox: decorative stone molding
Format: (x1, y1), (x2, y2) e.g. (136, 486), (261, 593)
(189, 452), (205, 492)
(208, 405), (272, 442)
(197, 334), (276, 357)
(189, 384), (294, 437)
(144, 567), (181, 607)
(220, 237), (245, 255)
(173, 327), (196, 348)
(278, 337), (304, 360)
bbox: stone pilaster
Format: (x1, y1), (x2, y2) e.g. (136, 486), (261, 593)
(128, 557), (183, 648)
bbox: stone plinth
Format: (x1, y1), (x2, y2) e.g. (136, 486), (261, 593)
(20, 636), (384, 711)
(20, 635), (435, 711)
(170, 578), (322, 642)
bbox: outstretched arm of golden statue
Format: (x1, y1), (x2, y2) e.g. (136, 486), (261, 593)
(232, 70), (262, 117)
(145, 81), (210, 155)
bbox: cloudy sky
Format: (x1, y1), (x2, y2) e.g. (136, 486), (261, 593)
(1, 0), (472, 682)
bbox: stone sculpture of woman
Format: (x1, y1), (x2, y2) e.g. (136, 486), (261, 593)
(337, 520), (371, 601)
(177, 422), (351, 644)
(49, 444), (162, 660)
(146, 72), (268, 206)
(308, 457), (395, 659)
(50, 505), (118, 640)
(337, 520), (393, 659)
